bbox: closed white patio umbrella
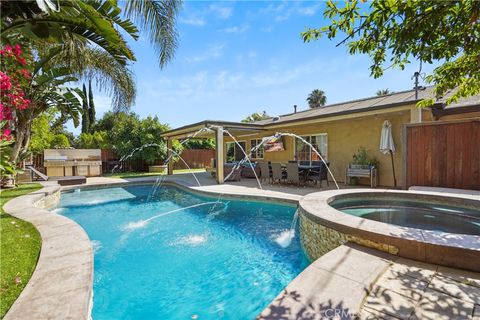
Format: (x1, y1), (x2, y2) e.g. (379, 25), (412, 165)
(380, 120), (397, 188)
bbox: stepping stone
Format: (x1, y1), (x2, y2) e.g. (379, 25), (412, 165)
(428, 275), (480, 304)
(376, 269), (429, 301)
(436, 266), (480, 289)
(410, 289), (474, 320)
(363, 285), (416, 320)
(389, 258), (437, 281)
(359, 306), (403, 320)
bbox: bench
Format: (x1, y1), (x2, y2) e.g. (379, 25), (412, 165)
(345, 165), (378, 188)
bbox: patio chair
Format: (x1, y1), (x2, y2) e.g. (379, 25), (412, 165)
(286, 162), (305, 186)
(271, 163), (286, 184)
(241, 162), (261, 179)
(224, 164), (242, 182)
(308, 162), (329, 187)
(258, 162), (272, 183)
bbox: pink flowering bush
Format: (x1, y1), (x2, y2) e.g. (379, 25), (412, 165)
(0, 44), (32, 141)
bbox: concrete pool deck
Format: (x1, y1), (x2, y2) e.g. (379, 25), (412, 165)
(259, 243), (480, 320)
(3, 174), (479, 319)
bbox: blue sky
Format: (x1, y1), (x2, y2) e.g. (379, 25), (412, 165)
(76, 1), (436, 134)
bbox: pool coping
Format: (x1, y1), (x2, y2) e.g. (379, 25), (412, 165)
(2, 182), (93, 320)
(298, 188), (480, 272)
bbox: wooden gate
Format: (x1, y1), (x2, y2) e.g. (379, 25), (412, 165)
(403, 119), (480, 190)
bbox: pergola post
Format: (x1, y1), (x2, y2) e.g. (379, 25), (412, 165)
(167, 139), (174, 175)
(215, 126), (224, 184)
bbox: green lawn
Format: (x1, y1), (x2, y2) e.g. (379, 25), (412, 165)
(104, 168), (206, 179)
(0, 183), (42, 318)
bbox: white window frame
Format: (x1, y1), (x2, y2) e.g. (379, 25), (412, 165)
(293, 133), (328, 163)
(249, 139), (264, 159)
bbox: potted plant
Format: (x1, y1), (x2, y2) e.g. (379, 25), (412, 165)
(351, 147), (370, 169)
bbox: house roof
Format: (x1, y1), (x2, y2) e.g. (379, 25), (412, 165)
(253, 87), (479, 126)
(162, 87), (480, 139)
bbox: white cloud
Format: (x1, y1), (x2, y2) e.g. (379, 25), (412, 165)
(261, 25), (274, 32)
(186, 44), (225, 63)
(221, 25), (249, 34)
(209, 4), (233, 19)
(261, 1), (321, 22)
(247, 50), (257, 58)
(297, 3), (321, 16)
(179, 17), (206, 26)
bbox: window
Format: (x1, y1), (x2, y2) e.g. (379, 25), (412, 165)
(225, 141), (246, 162)
(295, 134), (327, 163)
(250, 139), (264, 159)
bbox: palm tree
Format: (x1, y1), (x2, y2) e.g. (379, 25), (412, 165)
(1, 0), (181, 68)
(307, 89), (327, 109)
(376, 89), (392, 96)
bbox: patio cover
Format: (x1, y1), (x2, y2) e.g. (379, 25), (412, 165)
(161, 120), (265, 184)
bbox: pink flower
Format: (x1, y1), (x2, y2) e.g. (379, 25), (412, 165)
(13, 44), (21, 56)
(0, 72), (12, 91)
(0, 127), (12, 141)
(0, 104), (14, 120)
(19, 69), (31, 79)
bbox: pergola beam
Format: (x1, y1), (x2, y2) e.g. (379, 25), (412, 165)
(215, 126), (224, 184)
(167, 139), (174, 175)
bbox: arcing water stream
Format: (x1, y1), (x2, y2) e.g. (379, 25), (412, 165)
(114, 126), (341, 248)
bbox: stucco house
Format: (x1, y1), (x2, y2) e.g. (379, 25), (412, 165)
(161, 87), (480, 188)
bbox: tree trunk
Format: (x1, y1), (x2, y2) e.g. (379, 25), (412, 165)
(11, 111), (34, 164)
(11, 125), (26, 163)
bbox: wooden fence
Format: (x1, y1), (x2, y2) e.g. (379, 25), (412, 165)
(403, 119), (480, 190)
(173, 149), (215, 170)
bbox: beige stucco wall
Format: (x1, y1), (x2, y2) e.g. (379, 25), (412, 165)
(225, 109), (410, 187)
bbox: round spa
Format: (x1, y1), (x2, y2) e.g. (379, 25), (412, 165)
(298, 189), (480, 272)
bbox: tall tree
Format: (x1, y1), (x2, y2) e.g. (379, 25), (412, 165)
(81, 83), (90, 134)
(241, 111), (270, 123)
(376, 89), (392, 96)
(302, 1), (480, 107)
(88, 79), (95, 129)
(307, 89), (327, 109)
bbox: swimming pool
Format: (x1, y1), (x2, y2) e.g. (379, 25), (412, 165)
(56, 185), (307, 319)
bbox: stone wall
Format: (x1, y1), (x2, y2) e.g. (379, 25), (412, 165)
(300, 211), (399, 261)
(34, 189), (61, 210)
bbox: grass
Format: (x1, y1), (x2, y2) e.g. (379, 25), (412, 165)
(103, 168), (206, 179)
(0, 183), (42, 318)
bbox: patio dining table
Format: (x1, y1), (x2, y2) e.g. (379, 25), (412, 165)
(280, 163), (322, 178)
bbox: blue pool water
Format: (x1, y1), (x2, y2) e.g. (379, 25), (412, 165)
(56, 185), (307, 319)
(331, 197), (480, 236)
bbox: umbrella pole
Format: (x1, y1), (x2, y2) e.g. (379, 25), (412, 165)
(389, 150), (397, 188)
